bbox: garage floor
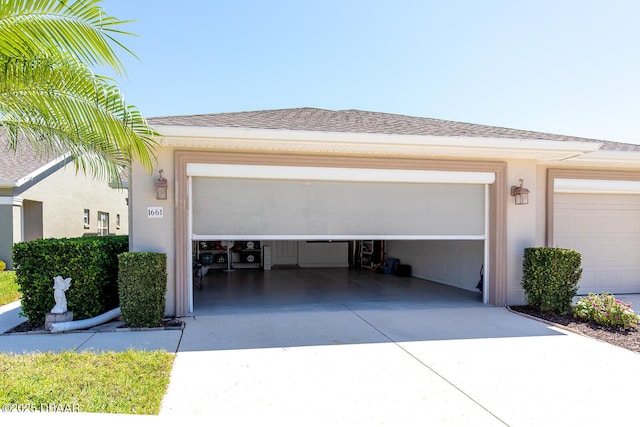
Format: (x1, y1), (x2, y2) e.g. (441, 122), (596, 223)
(193, 268), (484, 315)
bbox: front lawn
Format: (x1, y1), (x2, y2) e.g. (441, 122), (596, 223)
(0, 271), (20, 306)
(0, 350), (175, 414)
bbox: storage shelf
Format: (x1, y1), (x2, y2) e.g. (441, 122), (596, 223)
(194, 240), (263, 271)
(360, 240), (381, 270)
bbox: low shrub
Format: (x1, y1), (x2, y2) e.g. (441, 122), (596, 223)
(573, 293), (640, 329)
(117, 252), (166, 328)
(521, 247), (582, 315)
(12, 236), (128, 323)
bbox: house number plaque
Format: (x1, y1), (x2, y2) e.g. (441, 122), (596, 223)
(147, 207), (164, 218)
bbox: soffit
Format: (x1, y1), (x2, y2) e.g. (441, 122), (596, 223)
(154, 125), (602, 162)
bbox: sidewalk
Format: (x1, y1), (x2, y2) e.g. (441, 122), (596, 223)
(0, 302), (181, 353)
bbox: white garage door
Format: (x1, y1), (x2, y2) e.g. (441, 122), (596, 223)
(554, 193), (640, 294)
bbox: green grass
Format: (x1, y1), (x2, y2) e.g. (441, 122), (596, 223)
(0, 350), (175, 414)
(0, 271), (21, 306)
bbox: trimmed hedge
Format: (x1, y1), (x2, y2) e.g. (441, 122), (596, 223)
(522, 247), (582, 315)
(118, 252), (167, 328)
(12, 235), (128, 323)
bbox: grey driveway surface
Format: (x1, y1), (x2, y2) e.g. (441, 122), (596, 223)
(1, 270), (639, 425)
(161, 306), (640, 426)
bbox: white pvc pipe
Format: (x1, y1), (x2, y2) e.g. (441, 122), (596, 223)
(50, 307), (121, 333)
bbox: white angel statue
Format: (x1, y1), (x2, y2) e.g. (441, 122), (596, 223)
(51, 276), (72, 314)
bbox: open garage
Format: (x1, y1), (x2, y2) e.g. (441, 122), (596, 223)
(187, 163), (493, 312)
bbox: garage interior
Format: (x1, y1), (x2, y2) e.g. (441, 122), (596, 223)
(191, 239), (485, 313)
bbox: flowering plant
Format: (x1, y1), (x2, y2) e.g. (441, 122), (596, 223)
(0, 260), (5, 271)
(573, 293), (640, 329)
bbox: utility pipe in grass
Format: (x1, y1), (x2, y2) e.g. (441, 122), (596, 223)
(50, 307), (121, 333)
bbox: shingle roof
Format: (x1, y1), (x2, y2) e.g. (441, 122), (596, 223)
(148, 107), (640, 152)
(0, 142), (60, 184)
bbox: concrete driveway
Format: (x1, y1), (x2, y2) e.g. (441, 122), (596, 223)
(2, 269), (639, 425)
(161, 270), (640, 426)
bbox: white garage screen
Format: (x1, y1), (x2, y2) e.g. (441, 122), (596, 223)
(191, 177), (486, 238)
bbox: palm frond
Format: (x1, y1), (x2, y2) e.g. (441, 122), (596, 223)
(0, 0), (136, 75)
(0, 54), (158, 183)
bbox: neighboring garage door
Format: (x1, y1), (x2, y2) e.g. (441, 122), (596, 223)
(554, 192), (640, 294)
(188, 164), (493, 240)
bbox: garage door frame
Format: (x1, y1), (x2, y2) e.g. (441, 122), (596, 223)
(174, 151), (508, 316)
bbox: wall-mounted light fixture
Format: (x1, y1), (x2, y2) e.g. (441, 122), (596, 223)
(511, 178), (529, 205)
(154, 169), (168, 200)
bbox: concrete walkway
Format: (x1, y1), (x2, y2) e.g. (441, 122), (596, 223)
(0, 300), (182, 353)
(1, 289), (640, 425)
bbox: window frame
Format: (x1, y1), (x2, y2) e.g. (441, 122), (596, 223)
(97, 211), (109, 236)
(83, 209), (90, 229)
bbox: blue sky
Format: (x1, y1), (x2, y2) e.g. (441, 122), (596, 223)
(104, 0), (640, 144)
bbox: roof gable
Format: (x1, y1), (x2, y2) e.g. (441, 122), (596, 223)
(0, 143), (64, 186)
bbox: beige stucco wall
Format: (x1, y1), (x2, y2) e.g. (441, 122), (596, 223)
(129, 147), (176, 315)
(18, 165), (129, 238)
(504, 159), (539, 305)
(1, 164), (129, 270)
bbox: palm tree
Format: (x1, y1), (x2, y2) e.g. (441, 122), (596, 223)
(0, 0), (158, 183)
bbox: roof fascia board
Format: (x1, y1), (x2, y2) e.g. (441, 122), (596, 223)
(154, 125), (602, 155)
(14, 154), (69, 188)
(563, 150), (640, 163)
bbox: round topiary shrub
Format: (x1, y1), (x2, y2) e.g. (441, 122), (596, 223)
(117, 252), (167, 328)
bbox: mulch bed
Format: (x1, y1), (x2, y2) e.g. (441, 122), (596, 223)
(5, 319), (45, 334)
(4, 317), (183, 334)
(509, 305), (640, 353)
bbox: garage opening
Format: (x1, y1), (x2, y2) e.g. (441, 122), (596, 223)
(187, 164), (494, 313)
(191, 239), (485, 313)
